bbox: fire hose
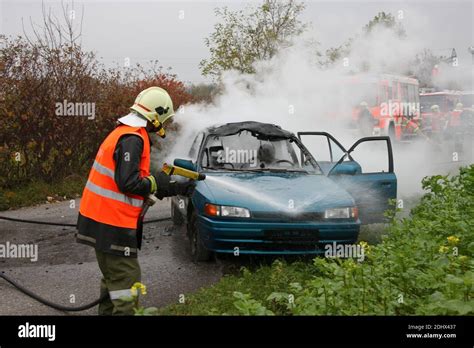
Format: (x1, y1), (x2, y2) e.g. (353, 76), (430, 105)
(0, 272), (108, 312)
(0, 215), (171, 312)
(0, 162), (205, 312)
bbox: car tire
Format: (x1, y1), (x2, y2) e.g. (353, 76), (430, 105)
(171, 201), (184, 226)
(188, 211), (212, 262)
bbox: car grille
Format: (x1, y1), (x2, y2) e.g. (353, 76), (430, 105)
(251, 211), (324, 222)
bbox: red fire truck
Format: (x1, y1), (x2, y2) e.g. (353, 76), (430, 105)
(419, 91), (460, 133)
(459, 91), (474, 111)
(336, 74), (421, 141)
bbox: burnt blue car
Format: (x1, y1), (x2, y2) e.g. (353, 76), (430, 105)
(171, 121), (397, 261)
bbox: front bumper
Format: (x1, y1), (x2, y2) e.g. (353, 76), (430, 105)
(197, 214), (360, 255)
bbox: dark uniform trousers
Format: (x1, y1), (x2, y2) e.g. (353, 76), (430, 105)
(77, 213), (142, 316)
(95, 249), (141, 315)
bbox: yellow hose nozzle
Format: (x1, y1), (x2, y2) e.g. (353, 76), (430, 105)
(162, 163), (206, 181)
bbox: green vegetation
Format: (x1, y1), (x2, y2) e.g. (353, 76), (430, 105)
(159, 166), (474, 315)
(200, 0), (307, 77)
(200, 5), (449, 88)
(0, 175), (85, 211)
(364, 11), (406, 37)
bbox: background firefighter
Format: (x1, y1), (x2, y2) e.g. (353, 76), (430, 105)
(75, 87), (194, 315)
(426, 104), (446, 142)
(400, 115), (421, 136)
(454, 104), (474, 162)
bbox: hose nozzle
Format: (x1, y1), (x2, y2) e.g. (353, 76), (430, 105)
(162, 163), (206, 180)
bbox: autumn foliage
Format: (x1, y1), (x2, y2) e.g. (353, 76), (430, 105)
(0, 35), (192, 189)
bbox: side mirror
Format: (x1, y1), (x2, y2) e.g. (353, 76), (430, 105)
(330, 161), (361, 175)
(174, 158), (196, 172)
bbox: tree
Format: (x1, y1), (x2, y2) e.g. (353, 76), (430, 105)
(364, 11), (406, 38)
(321, 38), (353, 67)
(409, 49), (446, 88)
(187, 83), (219, 104)
(321, 12), (406, 69)
(200, 0), (307, 78)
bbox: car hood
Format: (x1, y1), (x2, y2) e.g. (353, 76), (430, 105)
(199, 171), (355, 213)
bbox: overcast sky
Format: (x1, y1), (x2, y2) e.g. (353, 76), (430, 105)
(1, 0), (473, 83)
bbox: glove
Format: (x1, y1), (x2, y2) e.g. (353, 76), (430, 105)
(172, 180), (196, 197)
(154, 172), (172, 199)
(154, 172), (196, 199)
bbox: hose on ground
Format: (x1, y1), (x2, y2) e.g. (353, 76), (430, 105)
(0, 214), (172, 311)
(0, 272), (108, 312)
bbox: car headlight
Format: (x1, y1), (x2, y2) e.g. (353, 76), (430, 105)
(204, 203), (251, 218)
(324, 207), (358, 219)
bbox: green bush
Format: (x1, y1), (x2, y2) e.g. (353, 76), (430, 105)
(0, 175), (86, 211)
(160, 165), (474, 315)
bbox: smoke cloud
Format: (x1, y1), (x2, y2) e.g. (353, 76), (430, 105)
(163, 12), (472, 198)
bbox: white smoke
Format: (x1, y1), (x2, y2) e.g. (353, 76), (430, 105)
(433, 62), (474, 91)
(164, 15), (472, 198)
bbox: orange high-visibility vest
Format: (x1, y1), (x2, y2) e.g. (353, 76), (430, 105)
(79, 125), (151, 229)
(449, 110), (462, 127)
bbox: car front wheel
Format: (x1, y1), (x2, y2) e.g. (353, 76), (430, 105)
(188, 211), (212, 262)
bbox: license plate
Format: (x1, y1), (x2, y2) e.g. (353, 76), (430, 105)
(265, 230), (319, 240)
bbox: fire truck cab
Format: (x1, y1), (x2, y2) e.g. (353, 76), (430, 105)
(459, 91), (474, 111)
(420, 91), (460, 133)
(340, 74), (421, 141)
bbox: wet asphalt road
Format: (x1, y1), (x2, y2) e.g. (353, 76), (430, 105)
(0, 198), (225, 315)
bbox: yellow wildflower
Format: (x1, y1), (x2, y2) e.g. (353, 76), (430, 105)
(130, 282), (147, 296)
(439, 245), (449, 254)
(359, 241), (371, 257)
(447, 236), (460, 245)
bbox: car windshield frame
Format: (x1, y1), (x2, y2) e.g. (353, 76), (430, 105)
(196, 129), (323, 175)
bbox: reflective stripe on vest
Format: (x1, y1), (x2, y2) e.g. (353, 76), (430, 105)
(79, 125), (151, 229)
(85, 180), (143, 208)
(92, 160), (115, 178)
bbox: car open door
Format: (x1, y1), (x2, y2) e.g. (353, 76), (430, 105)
(297, 132), (360, 175)
(298, 132), (397, 224)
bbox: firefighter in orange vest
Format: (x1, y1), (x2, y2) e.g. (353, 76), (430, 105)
(449, 103), (464, 128)
(429, 105), (443, 133)
(76, 87), (194, 315)
(428, 104), (447, 142)
(400, 115), (421, 136)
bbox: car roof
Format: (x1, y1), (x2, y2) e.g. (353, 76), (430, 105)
(205, 121), (295, 139)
